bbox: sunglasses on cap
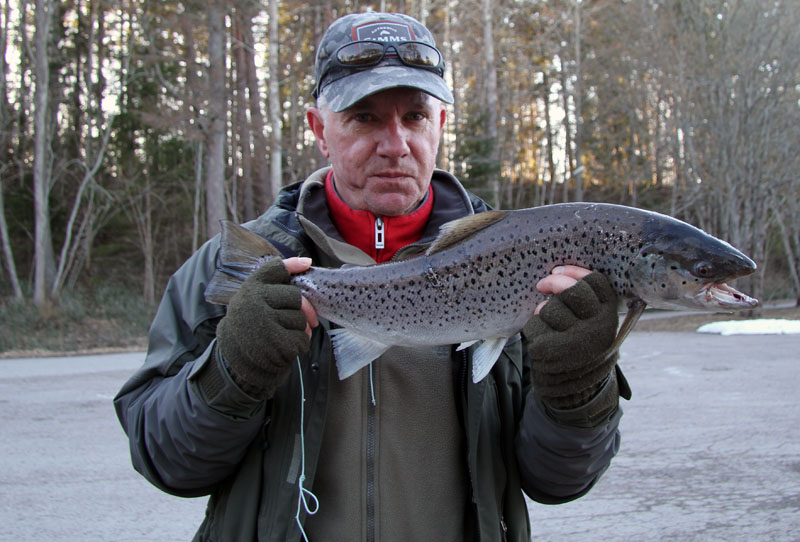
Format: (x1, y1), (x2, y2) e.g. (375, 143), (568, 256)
(313, 40), (445, 98)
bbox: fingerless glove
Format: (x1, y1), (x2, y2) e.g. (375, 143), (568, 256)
(216, 258), (310, 399)
(526, 272), (619, 411)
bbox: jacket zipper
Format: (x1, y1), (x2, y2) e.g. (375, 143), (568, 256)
(460, 349), (483, 542)
(374, 217), (385, 250)
(366, 370), (377, 542)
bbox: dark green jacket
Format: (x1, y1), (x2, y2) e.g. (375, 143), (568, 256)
(114, 168), (623, 541)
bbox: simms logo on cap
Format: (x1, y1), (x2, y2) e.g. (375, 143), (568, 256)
(354, 21), (415, 42)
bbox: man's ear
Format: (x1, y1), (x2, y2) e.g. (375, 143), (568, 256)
(438, 104), (446, 131)
(307, 108), (329, 158)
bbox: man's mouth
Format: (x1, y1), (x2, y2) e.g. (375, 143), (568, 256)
(370, 171), (413, 179)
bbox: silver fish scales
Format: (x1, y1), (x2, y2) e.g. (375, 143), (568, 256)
(206, 203), (758, 382)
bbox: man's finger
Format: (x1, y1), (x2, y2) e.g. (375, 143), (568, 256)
(553, 265), (592, 280)
(534, 265), (594, 314)
(536, 274), (578, 296)
(282, 257), (317, 337)
(301, 297), (319, 337)
(536, 265), (593, 294)
(283, 257), (313, 275)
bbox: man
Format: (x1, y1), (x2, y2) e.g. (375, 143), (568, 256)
(115, 12), (629, 542)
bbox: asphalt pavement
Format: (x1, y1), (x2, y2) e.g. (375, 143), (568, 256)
(1, 331), (799, 541)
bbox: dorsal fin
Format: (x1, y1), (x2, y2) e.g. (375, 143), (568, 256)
(218, 220), (281, 270)
(426, 210), (508, 255)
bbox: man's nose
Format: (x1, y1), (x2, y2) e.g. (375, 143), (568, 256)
(376, 119), (411, 157)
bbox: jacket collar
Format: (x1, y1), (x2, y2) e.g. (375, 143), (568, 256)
(325, 170), (434, 263)
(293, 167), (479, 266)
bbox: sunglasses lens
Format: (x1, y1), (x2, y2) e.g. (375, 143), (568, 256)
(337, 42), (385, 65)
(337, 41), (442, 70)
(396, 43), (441, 67)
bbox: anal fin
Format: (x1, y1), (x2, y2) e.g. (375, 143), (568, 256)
(456, 340), (479, 351)
(471, 337), (510, 383)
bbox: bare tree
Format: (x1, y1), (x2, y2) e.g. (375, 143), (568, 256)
(0, 168), (22, 299)
(646, 0), (800, 309)
(49, 1), (118, 297)
(541, 68), (557, 205)
(267, 0), (282, 203)
(205, 0), (228, 239)
(481, 0), (500, 208)
(0, 0), (9, 166)
(0, 2), (21, 298)
(176, 8), (205, 250)
(570, 0), (584, 202)
(32, 0), (54, 306)
(772, 192), (800, 305)
(231, 7), (255, 221)
(241, 1), (269, 213)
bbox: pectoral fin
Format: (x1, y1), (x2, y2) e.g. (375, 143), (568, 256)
(329, 328), (392, 380)
(604, 299), (647, 361)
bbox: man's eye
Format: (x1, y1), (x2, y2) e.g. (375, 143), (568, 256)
(353, 113), (373, 122)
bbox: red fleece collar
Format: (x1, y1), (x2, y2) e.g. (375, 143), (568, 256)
(325, 170), (434, 263)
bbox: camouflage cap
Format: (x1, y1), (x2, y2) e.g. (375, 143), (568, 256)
(313, 12), (454, 112)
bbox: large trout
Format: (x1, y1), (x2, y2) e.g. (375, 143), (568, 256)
(205, 203), (758, 382)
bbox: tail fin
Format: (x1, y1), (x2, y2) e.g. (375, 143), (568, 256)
(204, 220), (282, 305)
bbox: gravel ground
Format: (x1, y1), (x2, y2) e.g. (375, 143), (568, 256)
(3, 330), (799, 541)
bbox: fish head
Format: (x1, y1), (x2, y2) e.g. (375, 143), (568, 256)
(628, 219), (758, 311)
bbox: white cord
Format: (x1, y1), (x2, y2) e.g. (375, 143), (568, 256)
(369, 363), (377, 406)
(295, 357), (319, 541)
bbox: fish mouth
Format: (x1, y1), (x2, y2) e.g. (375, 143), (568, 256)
(696, 282), (759, 310)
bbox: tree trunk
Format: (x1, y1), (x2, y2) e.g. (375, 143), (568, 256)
(32, 0), (53, 306)
(559, 66), (574, 203)
(572, 0), (584, 202)
(232, 11), (255, 221)
(773, 203), (800, 306)
(142, 184), (155, 305)
(0, 178), (22, 298)
(267, 0), (282, 201)
(0, 0), (9, 166)
(243, 11), (269, 212)
(179, 14), (204, 249)
(0, 0), (19, 297)
(482, 0), (500, 208)
(542, 69), (557, 206)
(205, 0), (227, 239)
(193, 141), (204, 253)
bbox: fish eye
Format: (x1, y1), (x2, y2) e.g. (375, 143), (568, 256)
(693, 261), (713, 278)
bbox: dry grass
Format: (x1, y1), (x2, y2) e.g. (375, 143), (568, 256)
(0, 284), (154, 358)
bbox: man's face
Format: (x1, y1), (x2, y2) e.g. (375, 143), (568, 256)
(307, 88), (446, 217)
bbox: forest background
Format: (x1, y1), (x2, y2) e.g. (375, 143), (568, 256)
(1, 0), (800, 353)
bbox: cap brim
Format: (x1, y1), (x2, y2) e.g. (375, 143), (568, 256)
(321, 65), (454, 112)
